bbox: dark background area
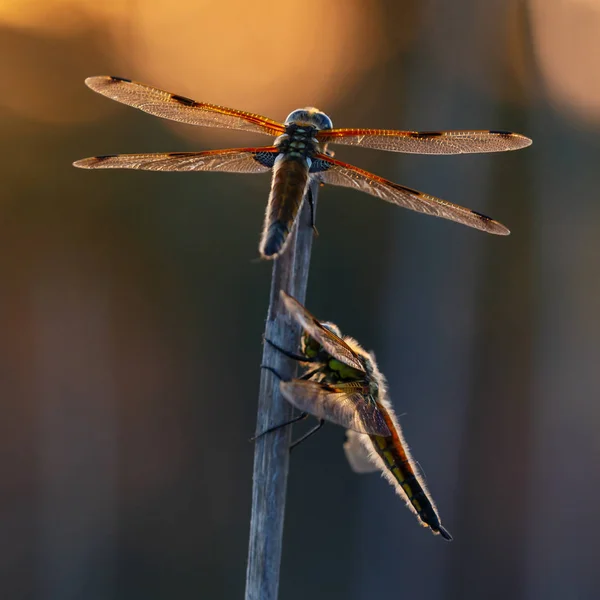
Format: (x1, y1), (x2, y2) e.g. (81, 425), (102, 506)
(2, 0), (599, 599)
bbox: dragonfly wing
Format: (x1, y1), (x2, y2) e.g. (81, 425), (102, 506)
(314, 154), (510, 235)
(85, 76), (285, 136)
(74, 146), (279, 172)
(280, 291), (365, 372)
(318, 128), (532, 154)
(343, 430), (379, 473)
(279, 379), (391, 436)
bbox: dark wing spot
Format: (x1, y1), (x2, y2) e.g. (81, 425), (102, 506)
(488, 130), (513, 137)
(254, 152), (277, 169)
(95, 154), (119, 161)
(392, 182), (423, 196)
(109, 76), (132, 83)
(471, 210), (493, 222)
(167, 152), (193, 157)
(409, 131), (443, 138)
(321, 383), (339, 392)
(171, 94), (196, 107)
(310, 158), (332, 173)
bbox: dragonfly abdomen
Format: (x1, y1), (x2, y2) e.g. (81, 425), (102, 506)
(260, 155), (310, 258)
(370, 410), (452, 540)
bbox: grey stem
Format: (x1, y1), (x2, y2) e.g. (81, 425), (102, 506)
(244, 181), (319, 600)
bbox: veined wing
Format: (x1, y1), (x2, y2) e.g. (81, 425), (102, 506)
(73, 146), (279, 172)
(280, 291), (365, 372)
(85, 76), (286, 136)
(317, 128), (532, 154)
(314, 154), (510, 235)
(280, 380), (391, 436)
(343, 430), (379, 473)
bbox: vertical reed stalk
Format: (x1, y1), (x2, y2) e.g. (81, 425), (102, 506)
(244, 181), (319, 600)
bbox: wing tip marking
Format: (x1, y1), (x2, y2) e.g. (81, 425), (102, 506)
(73, 155), (117, 168)
(471, 210), (511, 235)
(409, 131), (443, 138)
(171, 94), (197, 107)
(489, 130), (533, 148)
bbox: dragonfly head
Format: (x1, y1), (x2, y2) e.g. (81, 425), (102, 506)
(285, 107), (333, 131)
(321, 321), (342, 337)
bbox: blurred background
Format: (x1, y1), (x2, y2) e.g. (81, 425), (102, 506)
(1, 0), (599, 598)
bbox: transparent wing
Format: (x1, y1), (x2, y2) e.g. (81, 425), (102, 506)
(314, 154), (510, 235)
(317, 128), (532, 154)
(84, 76), (285, 136)
(73, 146), (279, 172)
(279, 379), (391, 436)
(343, 429), (379, 473)
(280, 291), (365, 372)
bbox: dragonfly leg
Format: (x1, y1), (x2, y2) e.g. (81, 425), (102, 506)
(260, 363), (320, 383)
(260, 364), (284, 380)
(290, 419), (325, 451)
(307, 186), (319, 236)
(299, 367), (321, 380)
(250, 412), (309, 442)
(264, 337), (314, 362)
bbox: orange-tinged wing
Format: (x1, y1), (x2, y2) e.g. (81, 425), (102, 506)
(279, 379), (391, 436)
(280, 291), (365, 372)
(317, 128), (532, 154)
(84, 76), (285, 136)
(73, 146), (279, 172)
(314, 154), (510, 235)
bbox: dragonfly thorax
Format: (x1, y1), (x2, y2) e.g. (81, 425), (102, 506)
(301, 323), (366, 382)
(301, 332), (322, 360)
(362, 355), (381, 398)
(301, 322), (341, 361)
(274, 109), (332, 163)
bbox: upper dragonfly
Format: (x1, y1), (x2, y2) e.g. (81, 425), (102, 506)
(74, 76), (532, 259)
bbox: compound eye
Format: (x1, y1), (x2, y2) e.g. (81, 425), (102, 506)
(315, 113), (333, 130)
(284, 108), (333, 130)
(285, 109), (309, 125)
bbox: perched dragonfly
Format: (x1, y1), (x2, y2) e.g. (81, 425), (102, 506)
(74, 76), (532, 259)
(263, 290), (452, 540)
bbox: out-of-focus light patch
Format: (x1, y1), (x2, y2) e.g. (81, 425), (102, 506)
(0, 0), (128, 36)
(0, 35), (119, 124)
(119, 0), (389, 142)
(0, 1), (130, 123)
(0, 0), (390, 129)
(530, 0), (600, 122)
(503, 0), (535, 105)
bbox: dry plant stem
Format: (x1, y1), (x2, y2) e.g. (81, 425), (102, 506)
(244, 181), (319, 600)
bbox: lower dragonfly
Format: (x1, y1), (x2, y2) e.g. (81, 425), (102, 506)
(74, 76), (532, 259)
(262, 290), (452, 540)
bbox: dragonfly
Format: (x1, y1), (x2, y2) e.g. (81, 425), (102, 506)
(74, 76), (532, 259)
(262, 290), (452, 540)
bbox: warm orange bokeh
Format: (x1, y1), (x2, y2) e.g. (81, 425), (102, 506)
(0, 0), (390, 128)
(530, 0), (600, 122)
(0, 0), (124, 35)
